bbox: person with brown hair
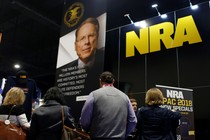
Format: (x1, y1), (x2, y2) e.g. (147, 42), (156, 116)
(126, 98), (138, 140)
(130, 98), (138, 114)
(0, 87), (30, 128)
(80, 71), (137, 140)
(136, 88), (181, 140)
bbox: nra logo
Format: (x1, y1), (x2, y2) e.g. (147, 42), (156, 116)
(126, 15), (202, 57)
(166, 89), (184, 99)
(64, 2), (84, 28)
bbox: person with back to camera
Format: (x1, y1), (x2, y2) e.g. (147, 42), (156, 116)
(80, 71), (137, 140)
(29, 86), (75, 140)
(135, 88), (182, 140)
(0, 87), (30, 129)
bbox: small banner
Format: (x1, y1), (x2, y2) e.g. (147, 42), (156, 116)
(156, 85), (195, 140)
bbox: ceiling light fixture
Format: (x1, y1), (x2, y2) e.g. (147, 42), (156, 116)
(188, 0), (198, 10)
(124, 14), (134, 24)
(134, 21), (147, 28)
(152, 4), (167, 19)
(14, 64), (21, 69)
(124, 14), (148, 28)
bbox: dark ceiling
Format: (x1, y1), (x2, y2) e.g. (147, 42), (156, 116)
(0, 0), (208, 92)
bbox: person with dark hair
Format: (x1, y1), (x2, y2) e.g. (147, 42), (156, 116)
(126, 98), (138, 140)
(130, 98), (138, 115)
(29, 86), (75, 140)
(80, 71), (137, 140)
(136, 88), (181, 140)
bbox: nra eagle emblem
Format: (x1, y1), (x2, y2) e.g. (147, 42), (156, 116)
(64, 2), (84, 28)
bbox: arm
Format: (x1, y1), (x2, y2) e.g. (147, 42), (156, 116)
(15, 105), (30, 128)
(30, 79), (38, 102)
(17, 113), (30, 128)
(64, 106), (76, 128)
(135, 107), (143, 134)
(80, 92), (94, 132)
(168, 109), (182, 120)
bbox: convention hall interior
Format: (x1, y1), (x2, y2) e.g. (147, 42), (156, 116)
(0, 0), (210, 139)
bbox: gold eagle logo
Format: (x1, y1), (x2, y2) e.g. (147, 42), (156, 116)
(64, 2), (84, 28)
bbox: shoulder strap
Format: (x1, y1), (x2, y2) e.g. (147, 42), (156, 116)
(61, 106), (64, 128)
(7, 105), (16, 120)
(61, 106), (90, 139)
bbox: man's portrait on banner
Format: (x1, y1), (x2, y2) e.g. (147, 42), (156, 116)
(56, 13), (106, 98)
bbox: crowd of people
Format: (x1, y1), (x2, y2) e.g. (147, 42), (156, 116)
(0, 71), (182, 140)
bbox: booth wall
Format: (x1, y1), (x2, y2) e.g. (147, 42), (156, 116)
(105, 2), (210, 139)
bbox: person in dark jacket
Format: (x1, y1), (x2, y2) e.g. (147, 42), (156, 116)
(136, 88), (181, 140)
(29, 86), (75, 140)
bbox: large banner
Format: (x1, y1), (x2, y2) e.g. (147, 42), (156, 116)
(156, 85), (194, 140)
(55, 0), (106, 121)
